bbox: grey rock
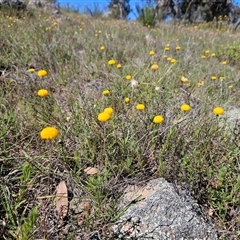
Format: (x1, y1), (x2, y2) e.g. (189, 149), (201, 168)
(218, 107), (240, 135)
(0, 0), (26, 9)
(113, 178), (217, 240)
(225, 108), (240, 131)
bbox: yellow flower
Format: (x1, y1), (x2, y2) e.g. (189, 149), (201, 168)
(117, 63), (122, 69)
(181, 76), (188, 84)
(100, 46), (105, 51)
(213, 107), (224, 116)
(153, 115), (164, 124)
(28, 68), (35, 73)
(102, 89), (110, 95)
(171, 58), (177, 63)
(201, 55), (206, 59)
(40, 127), (59, 140)
(211, 76), (217, 80)
(219, 76), (225, 81)
(167, 57), (172, 61)
(176, 46), (181, 50)
(126, 75), (132, 80)
(98, 112), (110, 122)
(165, 47), (170, 51)
(149, 50), (155, 55)
(37, 89), (49, 97)
(151, 63), (159, 71)
(228, 85), (233, 89)
(125, 97), (130, 103)
(104, 107), (114, 115)
(37, 70), (48, 77)
(181, 104), (191, 112)
(108, 59), (116, 65)
(205, 50), (210, 54)
(136, 104), (145, 110)
(221, 61), (227, 65)
(198, 81), (204, 87)
(211, 53), (216, 57)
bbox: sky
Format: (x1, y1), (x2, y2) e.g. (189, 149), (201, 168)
(57, 0), (145, 20)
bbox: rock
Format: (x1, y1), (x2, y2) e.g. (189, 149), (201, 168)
(0, 0), (26, 10)
(113, 178), (217, 240)
(224, 108), (240, 132)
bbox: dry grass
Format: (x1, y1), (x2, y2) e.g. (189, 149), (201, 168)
(0, 7), (239, 240)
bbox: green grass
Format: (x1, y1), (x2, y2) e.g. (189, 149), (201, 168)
(0, 7), (239, 240)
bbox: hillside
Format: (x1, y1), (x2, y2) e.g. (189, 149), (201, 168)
(0, 5), (239, 240)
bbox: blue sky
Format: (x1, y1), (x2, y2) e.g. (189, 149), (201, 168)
(57, 0), (240, 20)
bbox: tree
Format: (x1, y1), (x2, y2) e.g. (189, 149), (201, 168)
(154, 0), (238, 25)
(108, 0), (131, 19)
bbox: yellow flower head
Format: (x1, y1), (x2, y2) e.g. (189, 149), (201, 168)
(219, 76), (225, 81)
(126, 75), (132, 80)
(198, 81), (204, 87)
(40, 127), (59, 140)
(37, 70), (48, 77)
(181, 76), (189, 83)
(28, 68), (35, 73)
(176, 46), (181, 50)
(228, 85), (233, 89)
(213, 107), (224, 116)
(167, 57), (172, 61)
(181, 104), (191, 112)
(102, 89), (110, 95)
(211, 53), (216, 57)
(108, 59), (116, 65)
(211, 76), (217, 80)
(149, 50), (155, 55)
(201, 55), (206, 59)
(205, 50), (210, 54)
(37, 89), (49, 97)
(151, 63), (159, 71)
(125, 97), (130, 103)
(100, 46), (105, 51)
(221, 61), (227, 65)
(117, 63), (122, 69)
(98, 112), (110, 122)
(153, 115), (164, 124)
(136, 104), (145, 110)
(104, 107), (114, 115)
(171, 58), (177, 63)
(165, 47), (170, 51)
